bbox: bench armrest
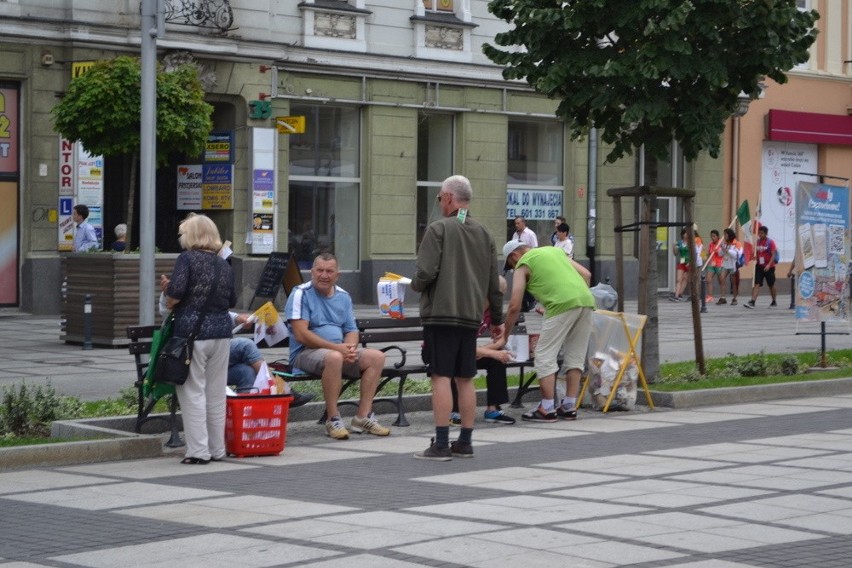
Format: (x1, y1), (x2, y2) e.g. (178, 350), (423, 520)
(378, 345), (408, 368)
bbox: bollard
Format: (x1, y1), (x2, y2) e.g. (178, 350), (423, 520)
(789, 274), (796, 309)
(82, 293), (93, 350)
(699, 273), (707, 313)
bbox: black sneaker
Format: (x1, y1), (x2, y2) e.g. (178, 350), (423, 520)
(450, 440), (474, 458)
(414, 440), (451, 461)
(769, 301), (777, 307)
(556, 407), (578, 421)
(521, 406), (558, 423)
(744, 300), (755, 309)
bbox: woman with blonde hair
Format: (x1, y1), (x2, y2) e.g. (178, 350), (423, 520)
(164, 213), (236, 464)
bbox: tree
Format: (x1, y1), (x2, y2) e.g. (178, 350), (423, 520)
(52, 56), (213, 250)
(484, 0), (819, 163)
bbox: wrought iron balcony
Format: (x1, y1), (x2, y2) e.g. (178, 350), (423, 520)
(164, 0), (235, 32)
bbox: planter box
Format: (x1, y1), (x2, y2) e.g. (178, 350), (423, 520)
(62, 253), (179, 346)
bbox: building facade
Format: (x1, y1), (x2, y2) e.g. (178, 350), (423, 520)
(0, 0), (848, 314)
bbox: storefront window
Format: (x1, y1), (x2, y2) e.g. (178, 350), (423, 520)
(506, 120), (564, 244)
(416, 112), (454, 248)
(289, 105), (360, 270)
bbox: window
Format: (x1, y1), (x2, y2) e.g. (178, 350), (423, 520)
(416, 113), (454, 248)
(423, 0), (454, 12)
(506, 120), (564, 244)
(288, 105), (360, 271)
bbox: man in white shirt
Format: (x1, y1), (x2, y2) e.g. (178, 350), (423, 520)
(513, 216), (538, 248)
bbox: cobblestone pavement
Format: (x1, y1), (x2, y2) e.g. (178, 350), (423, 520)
(3, 396), (852, 567)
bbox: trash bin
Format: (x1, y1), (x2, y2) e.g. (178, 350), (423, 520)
(583, 310), (647, 412)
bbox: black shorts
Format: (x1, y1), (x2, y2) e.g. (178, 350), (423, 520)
(754, 265), (776, 287)
(422, 325), (478, 379)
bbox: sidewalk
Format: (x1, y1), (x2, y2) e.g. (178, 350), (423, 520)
(0, 297), (847, 401)
(3, 396), (852, 567)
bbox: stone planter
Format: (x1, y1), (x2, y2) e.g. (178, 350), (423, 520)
(62, 253), (179, 346)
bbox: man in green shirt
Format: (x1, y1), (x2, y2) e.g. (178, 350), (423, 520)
(501, 241), (595, 422)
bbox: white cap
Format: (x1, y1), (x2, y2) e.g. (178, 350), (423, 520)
(502, 240), (526, 271)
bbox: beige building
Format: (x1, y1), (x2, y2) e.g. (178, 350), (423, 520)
(0, 0), (848, 314)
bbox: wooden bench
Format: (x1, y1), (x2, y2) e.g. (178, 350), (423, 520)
(269, 315), (536, 427)
(125, 325), (184, 447)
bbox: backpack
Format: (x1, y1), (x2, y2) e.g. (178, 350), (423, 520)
(736, 250), (745, 269)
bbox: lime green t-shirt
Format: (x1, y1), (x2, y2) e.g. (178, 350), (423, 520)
(516, 247), (595, 318)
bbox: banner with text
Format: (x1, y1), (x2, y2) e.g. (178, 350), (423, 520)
(794, 181), (850, 323)
(506, 189), (563, 221)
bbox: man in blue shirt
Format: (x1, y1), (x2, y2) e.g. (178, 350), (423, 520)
(285, 253), (390, 440)
(72, 204), (100, 252)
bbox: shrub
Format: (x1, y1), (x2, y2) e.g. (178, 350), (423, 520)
(781, 356), (800, 376)
(723, 351), (769, 378)
(0, 383), (84, 437)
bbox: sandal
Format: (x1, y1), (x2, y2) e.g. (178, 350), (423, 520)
(180, 457), (210, 465)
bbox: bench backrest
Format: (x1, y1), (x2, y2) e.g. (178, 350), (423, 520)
(126, 325), (158, 384)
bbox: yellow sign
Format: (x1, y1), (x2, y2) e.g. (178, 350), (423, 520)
(72, 61), (97, 79)
(275, 116), (305, 134)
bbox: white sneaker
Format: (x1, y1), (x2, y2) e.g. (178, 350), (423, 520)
(325, 416), (350, 440)
(351, 412), (390, 436)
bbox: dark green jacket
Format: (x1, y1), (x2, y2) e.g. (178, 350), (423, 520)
(412, 211), (503, 329)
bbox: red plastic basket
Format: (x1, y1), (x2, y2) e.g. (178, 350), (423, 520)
(225, 394), (293, 457)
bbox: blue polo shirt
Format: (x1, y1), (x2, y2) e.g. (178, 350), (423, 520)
(284, 281), (358, 361)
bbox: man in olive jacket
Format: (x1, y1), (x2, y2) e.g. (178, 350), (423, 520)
(411, 175), (504, 461)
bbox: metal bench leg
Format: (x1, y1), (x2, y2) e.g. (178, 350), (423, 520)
(165, 395), (184, 448)
(392, 376), (409, 427)
(511, 371), (538, 408)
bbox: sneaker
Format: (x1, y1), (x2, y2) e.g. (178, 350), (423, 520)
(716, 297), (727, 305)
(705, 295), (714, 303)
(484, 409), (516, 425)
(449, 412), (461, 426)
(769, 301), (778, 307)
(556, 407), (578, 421)
(730, 299), (738, 305)
(351, 413), (390, 436)
(414, 440), (452, 461)
(668, 295), (680, 302)
(744, 300), (755, 309)
(325, 416), (350, 440)
(450, 440), (474, 458)
(521, 406), (558, 423)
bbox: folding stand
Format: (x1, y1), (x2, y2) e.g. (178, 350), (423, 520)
(579, 310), (655, 412)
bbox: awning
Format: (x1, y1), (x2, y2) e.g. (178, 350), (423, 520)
(766, 109), (852, 146)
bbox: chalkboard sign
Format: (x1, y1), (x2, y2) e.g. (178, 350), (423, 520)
(251, 252), (290, 306)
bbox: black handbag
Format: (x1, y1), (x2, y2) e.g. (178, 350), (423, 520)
(154, 259), (221, 386)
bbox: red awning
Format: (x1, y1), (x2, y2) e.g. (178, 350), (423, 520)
(766, 109), (852, 146)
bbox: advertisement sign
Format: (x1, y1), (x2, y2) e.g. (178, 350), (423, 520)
(58, 137), (103, 248)
(760, 141), (817, 262)
(176, 164), (203, 210)
(794, 182), (850, 323)
(0, 181), (18, 304)
(201, 163), (233, 209)
(58, 197), (74, 252)
(0, 85), (19, 174)
(251, 169), (275, 254)
(204, 131), (234, 163)
(506, 189), (563, 221)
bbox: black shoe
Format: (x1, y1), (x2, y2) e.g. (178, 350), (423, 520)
(744, 300), (755, 309)
(769, 301), (777, 307)
(414, 440), (452, 461)
(290, 390), (315, 408)
(450, 440), (474, 458)
(556, 407), (578, 421)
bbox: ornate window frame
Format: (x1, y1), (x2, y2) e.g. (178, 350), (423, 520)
(410, 0), (476, 63)
(298, 0), (371, 53)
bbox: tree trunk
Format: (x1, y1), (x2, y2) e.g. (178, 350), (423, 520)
(124, 153), (139, 252)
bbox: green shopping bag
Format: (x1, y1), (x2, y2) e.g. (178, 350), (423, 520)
(144, 313), (176, 399)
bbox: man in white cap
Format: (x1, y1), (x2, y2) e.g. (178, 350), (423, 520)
(501, 240), (594, 422)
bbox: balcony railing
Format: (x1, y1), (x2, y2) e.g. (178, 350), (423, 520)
(164, 0), (235, 32)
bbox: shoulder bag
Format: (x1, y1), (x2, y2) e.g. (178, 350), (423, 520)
(154, 258), (221, 386)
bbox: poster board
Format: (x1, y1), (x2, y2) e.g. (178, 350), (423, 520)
(250, 253), (303, 309)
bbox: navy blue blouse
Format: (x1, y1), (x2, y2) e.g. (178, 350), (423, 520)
(167, 250), (236, 340)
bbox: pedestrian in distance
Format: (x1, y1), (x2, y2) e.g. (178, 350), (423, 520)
(71, 204), (100, 252)
(716, 227), (743, 305)
(703, 229), (724, 302)
(501, 240), (595, 423)
(671, 228), (702, 301)
(550, 215), (567, 245)
(111, 223), (127, 252)
(412, 175), (504, 461)
(745, 225), (780, 309)
(554, 222), (574, 259)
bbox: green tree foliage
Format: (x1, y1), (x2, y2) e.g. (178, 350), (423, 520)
(52, 55), (212, 163)
(484, 0), (819, 162)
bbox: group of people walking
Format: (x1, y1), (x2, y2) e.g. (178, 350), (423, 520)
(672, 225), (780, 308)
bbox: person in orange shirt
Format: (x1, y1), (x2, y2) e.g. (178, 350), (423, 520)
(704, 229), (724, 302)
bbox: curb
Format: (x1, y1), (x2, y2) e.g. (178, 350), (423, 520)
(639, 377), (852, 409)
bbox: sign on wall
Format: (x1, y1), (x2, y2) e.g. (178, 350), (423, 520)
(506, 189), (563, 221)
(201, 163), (233, 209)
(176, 164), (202, 210)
